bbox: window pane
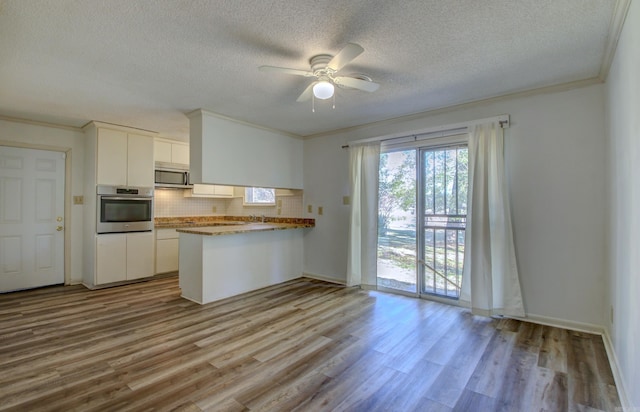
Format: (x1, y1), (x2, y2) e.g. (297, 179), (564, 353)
(244, 187), (275, 205)
(377, 150), (417, 293)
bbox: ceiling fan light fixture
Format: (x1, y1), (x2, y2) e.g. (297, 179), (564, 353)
(313, 81), (334, 99)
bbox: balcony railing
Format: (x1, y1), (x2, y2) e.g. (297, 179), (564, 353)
(422, 215), (465, 298)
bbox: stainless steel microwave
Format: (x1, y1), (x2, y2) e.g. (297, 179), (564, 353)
(155, 167), (192, 188)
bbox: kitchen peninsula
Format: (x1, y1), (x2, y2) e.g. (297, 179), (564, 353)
(173, 217), (314, 304)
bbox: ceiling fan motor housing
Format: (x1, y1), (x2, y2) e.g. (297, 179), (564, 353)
(310, 55), (334, 74)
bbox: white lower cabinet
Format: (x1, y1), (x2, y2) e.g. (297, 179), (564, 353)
(96, 234), (127, 284)
(156, 229), (179, 274)
(127, 232), (155, 280)
(96, 232), (154, 285)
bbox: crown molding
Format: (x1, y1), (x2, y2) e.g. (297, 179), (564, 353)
(0, 114), (82, 132)
(599, 0), (632, 81)
(302, 77), (602, 140)
(80, 121), (158, 135)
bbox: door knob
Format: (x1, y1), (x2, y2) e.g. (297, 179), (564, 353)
(56, 226), (64, 231)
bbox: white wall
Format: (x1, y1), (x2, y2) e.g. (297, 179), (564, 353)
(189, 110), (303, 189)
(303, 84), (608, 328)
(303, 135), (351, 280)
(0, 118), (85, 283)
(605, 0), (640, 407)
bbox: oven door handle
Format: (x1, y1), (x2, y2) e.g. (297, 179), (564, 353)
(100, 197), (152, 201)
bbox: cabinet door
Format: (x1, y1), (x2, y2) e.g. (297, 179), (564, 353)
(154, 140), (172, 163)
(96, 234), (127, 284)
(171, 143), (189, 166)
(97, 129), (128, 186)
(191, 184), (215, 196)
(213, 185), (234, 197)
(126, 232), (154, 280)
(127, 134), (154, 187)
(156, 238), (179, 273)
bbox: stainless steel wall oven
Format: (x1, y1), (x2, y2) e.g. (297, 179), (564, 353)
(96, 185), (153, 233)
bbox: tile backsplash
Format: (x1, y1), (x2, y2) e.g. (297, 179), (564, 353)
(154, 188), (303, 218)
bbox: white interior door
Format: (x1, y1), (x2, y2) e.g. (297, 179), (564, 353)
(0, 146), (65, 292)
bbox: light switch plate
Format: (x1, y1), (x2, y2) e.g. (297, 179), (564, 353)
(307, 204), (313, 213)
(343, 196), (350, 205)
(318, 206), (323, 215)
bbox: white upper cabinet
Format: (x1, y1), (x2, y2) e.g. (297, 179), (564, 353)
(184, 183), (234, 198)
(127, 133), (154, 187)
(188, 110), (303, 189)
(213, 185), (234, 197)
(154, 140), (172, 163)
(96, 128), (154, 187)
(154, 138), (189, 167)
(97, 129), (127, 186)
(171, 143), (189, 166)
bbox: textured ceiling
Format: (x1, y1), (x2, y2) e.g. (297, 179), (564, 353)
(0, 0), (619, 139)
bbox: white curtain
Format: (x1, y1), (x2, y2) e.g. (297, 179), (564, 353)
(347, 143), (380, 287)
(460, 122), (525, 317)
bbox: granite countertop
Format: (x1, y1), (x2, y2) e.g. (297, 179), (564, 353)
(155, 216), (315, 234)
(176, 221), (314, 236)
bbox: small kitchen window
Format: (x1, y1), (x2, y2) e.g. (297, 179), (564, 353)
(244, 187), (276, 206)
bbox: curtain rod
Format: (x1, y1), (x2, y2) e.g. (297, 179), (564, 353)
(341, 114), (509, 149)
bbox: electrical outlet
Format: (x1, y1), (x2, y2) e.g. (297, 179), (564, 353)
(343, 196), (350, 205)
(307, 204), (313, 213)
(212, 206), (217, 213)
(318, 206), (323, 215)
(73, 196), (84, 205)
(277, 208), (282, 215)
(277, 199), (282, 207)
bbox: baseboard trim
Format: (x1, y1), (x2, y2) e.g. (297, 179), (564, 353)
(601, 330), (632, 410)
(517, 314), (631, 409)
(301, 272), (346, 285)
(515, 313), (604, 335)
(180, 294), (204, 305)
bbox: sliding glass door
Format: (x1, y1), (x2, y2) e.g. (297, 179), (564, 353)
(420, 145), (467, 298)
(377, 142), (468, 299)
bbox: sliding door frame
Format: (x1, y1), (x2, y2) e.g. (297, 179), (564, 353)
(377, 133), (468, 306)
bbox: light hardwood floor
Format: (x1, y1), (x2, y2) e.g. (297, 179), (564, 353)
(0, 276), (621, 411)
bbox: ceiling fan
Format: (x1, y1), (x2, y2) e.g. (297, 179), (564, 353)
(259, 43), (380, 102)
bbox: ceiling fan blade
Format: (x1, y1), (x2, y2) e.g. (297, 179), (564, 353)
(334, 76), (380, 92)
(259, 65), (314, 77)
(327, 43), (364, 71)
(296, 82), (316, 102)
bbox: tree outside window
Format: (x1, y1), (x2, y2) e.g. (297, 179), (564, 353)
(244, 187), (276, 205)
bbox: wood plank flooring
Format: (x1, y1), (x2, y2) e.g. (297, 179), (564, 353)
(0, 276), (621, 411)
